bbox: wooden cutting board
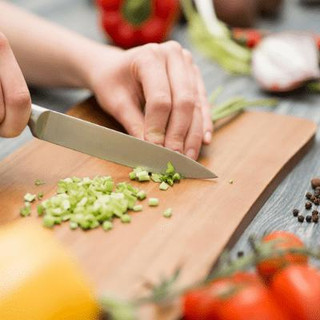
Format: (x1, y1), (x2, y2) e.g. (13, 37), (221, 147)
(0, 98), (316, 319)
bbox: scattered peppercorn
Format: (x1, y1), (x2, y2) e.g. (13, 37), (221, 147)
(306, 192), (312, 200)
(305, 202), (312, 210)
(313, 215), (319, 223)
(312, 210), (319, 216)
(298, 215), (305, 223)
(237, 251), (244, 257)
(292, 209), (299, 217)
(306, 215), (312, 223)
(314, 198), (320, 206)
(311, 178), (320, 189)
(311, 195), (316, 203)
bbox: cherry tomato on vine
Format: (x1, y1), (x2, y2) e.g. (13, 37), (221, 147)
(256, 231), (308, 283)
(183, 272), (287, 320)
(271, 264), (320, 320)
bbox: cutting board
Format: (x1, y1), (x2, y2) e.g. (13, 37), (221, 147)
(0, 98), (316, 319)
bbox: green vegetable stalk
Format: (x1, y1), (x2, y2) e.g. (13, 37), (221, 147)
(181, 0), (251, 74)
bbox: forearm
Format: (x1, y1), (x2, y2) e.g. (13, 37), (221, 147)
(0, 1), (119, 88)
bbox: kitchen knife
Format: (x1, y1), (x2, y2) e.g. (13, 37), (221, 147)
(28, 104), (217, 179)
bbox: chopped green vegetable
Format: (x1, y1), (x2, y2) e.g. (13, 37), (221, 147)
(24, 193), (36, 202)
(37, 192), (44, 200)
(20, 204), (31, 217)
(102, 221), (113, 231)
(34, 179), (45, 186)
(148, 198), (159, 207)
(69, 221), (78, 230)
(137, 190), (146, 200)
(22, 176), (146, 231)
(136, 170), (150, 182)
(165, 162), (175, 175)
(121, 214), (131, 223)
(159, 181), (169, 191)
(151, 173), (162, 183)
(43, 215), (55, 228)
(133, 204), (143, 212)
(163, 208), (173, 218)
(129, 171), (136, 180)
(37, 204), (44, 216)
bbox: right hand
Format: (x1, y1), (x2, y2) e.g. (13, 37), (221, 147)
(0, 32), (31, 137)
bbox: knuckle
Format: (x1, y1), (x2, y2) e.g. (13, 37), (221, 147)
(0, 32), (9, 50)
(148, 95), (171, 113)
(176, 94), (195, 111)
(164, 40), (182, 52)
(145, 130), (165, 145)
(182, 49), (193, 62)
(7, 90), (31, 109)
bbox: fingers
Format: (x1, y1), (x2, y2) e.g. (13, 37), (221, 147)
(0, 33), (31, 138)
(193, 65), (214, 144)
(161, 41), (196, 154)
(97, 88), (145, 139)
(131, 44), (172, 146)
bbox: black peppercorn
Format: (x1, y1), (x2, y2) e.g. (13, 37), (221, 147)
(313, 215), (319, 223)
(311, 178), (320, 189)
(237, 251), (244, 258)
(311, 196), (316, 203)
(306, 192), (312, 200)
(305, 202), (312, 210)
(314, 199), (320, 206)
(312, 210), (319, 216)
(292, 209), (299, 217)
(298, 215), (305, 223)
(306, 215), (312, 223)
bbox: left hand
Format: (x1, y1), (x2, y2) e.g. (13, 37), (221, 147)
(84, 41), (213, 160)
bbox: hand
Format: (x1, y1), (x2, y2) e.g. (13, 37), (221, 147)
(0, 33), (31, 137)
(85, 41), (213, 160)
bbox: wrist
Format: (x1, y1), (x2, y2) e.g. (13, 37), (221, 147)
(69, 39), (123, 90)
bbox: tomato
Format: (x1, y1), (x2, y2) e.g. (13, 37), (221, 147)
(212, 273), (288, 320)
(271, 265), (320, 320)
(256, 231), (308, 282)
(183, 278), (232, 320)
(183, 273), (287, 320)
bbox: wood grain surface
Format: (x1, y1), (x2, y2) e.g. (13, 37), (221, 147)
(0, 98), (316, 318)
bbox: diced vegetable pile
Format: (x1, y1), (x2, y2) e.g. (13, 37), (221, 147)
(36, 177), (153, 231)
(20, 162), (178, 231)
(129, 161), (182, 190)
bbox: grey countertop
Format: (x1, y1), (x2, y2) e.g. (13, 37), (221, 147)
(2, 0), (320, 264)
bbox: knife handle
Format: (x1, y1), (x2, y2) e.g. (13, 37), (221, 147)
(28, 104), (49, 138)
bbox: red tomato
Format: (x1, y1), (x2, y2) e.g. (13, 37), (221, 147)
(183, 278), (233, 320)
(271, 265), (320, 320)
(256, 231), (308, 283)
(183, 273), (287, 320)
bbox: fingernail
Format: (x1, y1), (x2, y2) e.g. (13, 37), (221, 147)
(186, 148), (196, 159)
(204, 131), (212, 144)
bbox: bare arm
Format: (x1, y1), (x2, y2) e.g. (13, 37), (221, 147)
(0, 1), (213, 159)
(0, 0), (116, 88)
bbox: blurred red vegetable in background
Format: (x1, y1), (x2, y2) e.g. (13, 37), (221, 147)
(96, 0), (180, 48)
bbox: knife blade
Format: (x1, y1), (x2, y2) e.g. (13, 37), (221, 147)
(28, 104), (217, 179)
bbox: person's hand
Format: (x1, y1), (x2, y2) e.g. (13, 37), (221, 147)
(85, 41), (213, 160)
(0, 33), (31, 137)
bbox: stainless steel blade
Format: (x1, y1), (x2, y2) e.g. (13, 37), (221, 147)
(28, 104), (217, 179)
